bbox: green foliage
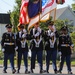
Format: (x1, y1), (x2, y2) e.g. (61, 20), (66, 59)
(10, 0), (21, 32)
(72, 0), (75, 10)
(40, 17), (53, 31)
(70, 32), (75, 51)
(55, 20), (64, 31)
(72, 4), (75, 10)
(0, 51), (3, 59)
(55, 19), (74, 33)
(40, 19), (74, 33)
(15, 0), (21, 8)
(40, 22), (48, 31)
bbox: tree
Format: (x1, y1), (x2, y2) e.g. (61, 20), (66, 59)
(72, 0), (75, 10)
(70, 31), (75, 51)
(10, 0), (21, 32)
(55, 19), (74, 33)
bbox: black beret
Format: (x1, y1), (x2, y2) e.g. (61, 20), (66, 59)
(46, 21), (54, 26)
(5, 24), (12, 28)
(18, 24), (24, 28)
(61, 26), (68, 31)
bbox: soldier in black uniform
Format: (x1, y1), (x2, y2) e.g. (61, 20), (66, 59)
(58, 26), (74, 74)
(44, 21), (58, 74)
(16, 25), (29, 74)
(1, 24), (16, 74)
(29, 22), (44, 73)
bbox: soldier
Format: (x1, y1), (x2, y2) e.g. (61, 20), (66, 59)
(16, 24), (29, 74)
(1, 24), (16, 74)
(44, 21), (58, 74)
(29, 22), (44, 73)
(58, 26), (74, 74)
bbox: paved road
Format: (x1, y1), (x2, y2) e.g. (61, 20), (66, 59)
(0, 64), (75, 75)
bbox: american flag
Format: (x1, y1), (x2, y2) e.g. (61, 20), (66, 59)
(28, 0), (57, 29)
(19, 0), (29, 25)
(41, 0), (57, 20)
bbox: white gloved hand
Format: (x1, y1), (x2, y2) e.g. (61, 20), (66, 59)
(58, 52), (62, 56)
(71, 44), (74, 48)
(28, 49), (31, 58)
(34, 32), (40, 37)
(22, 34), (26, 38)
(15, 46), (18, 51)
(50, 32), (55, 37)
(23, 29), (27, 33)
(2, 48), (5, 52)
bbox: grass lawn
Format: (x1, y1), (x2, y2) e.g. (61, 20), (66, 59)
(0, 59), (75, 67)
(71, 59), (75, 66)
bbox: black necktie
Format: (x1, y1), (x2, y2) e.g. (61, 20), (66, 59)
(21, 31), (23, 38)
(35, 29), (37, 34)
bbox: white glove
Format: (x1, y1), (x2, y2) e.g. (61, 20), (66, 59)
(2, 48), (5, 52)
(58, 52), (62, 56)
(15, 46), (18, 51)
(22, 34), (26, 38)
(34, 32), (40, 37)
(23, 29), (27, 33)
(52, 25), (56, 32)
(50, 32), (55, 37)
(71, 44), (74, 48)
(28, 49), (31, 58)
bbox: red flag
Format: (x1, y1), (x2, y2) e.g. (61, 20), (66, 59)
(19, 0), (29, 25)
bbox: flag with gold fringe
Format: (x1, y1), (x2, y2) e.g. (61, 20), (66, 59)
(19, 0), (58, 30)
(28, 0), (57, 29)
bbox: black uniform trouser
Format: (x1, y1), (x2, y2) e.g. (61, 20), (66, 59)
(17, 51), (28, 71)
(31, 50), (43, 70)
(59, 54), (71, 72)
(4, 53), (15, 70)
(46, 50), (57, 71)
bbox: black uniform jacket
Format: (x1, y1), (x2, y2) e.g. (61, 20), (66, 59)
(29, 28), (44, 40)
(58, 34), (73, 55)
(16, 32), (28, 52)
(44, 31), (59, 51)
(30, 40), (43, 51)
(1, 32), (15, 54)
(29, 28), (44, 51)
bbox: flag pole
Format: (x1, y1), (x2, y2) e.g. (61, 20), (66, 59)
(54, 8), (57, 21)
(39, 0), (42, 23)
